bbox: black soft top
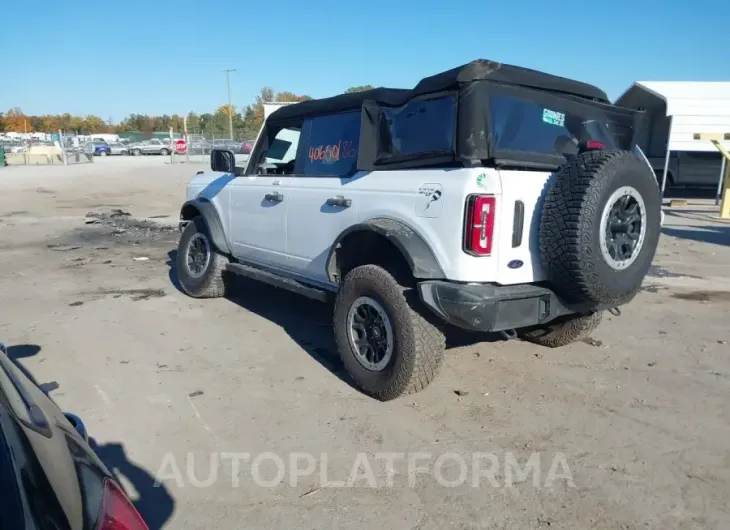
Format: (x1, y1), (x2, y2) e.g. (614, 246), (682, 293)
(251, 59), (638, 174)
(268, 59), (608, 124)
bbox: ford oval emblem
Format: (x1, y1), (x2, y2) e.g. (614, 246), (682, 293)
(507, 260), (524, 269)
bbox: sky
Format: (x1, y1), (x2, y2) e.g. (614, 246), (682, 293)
(1, 0), (729, 121)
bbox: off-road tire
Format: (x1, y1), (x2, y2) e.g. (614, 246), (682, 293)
(176, 216), (228, 298)
(540, 150), (661, 308)
(333, 265), (445, 401)
(521, 312), (603, 348)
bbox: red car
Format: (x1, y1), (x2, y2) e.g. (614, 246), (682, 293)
(241, 140), (255, 154)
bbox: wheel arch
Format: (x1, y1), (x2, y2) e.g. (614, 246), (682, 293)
(653, 168), (674, 186)
(326, 218), (445, 284)
(180, 199), (230, 254)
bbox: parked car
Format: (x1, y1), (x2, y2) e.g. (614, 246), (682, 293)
(108, 142), (129, 156)
(0, 342), (148, 529)
(241, 140), (255, 154)
(210, 139), (242, 153)
(190, 141), (213, 155)
(176, 59), (662, 401)
(128, 139), (171, 156)
(88, 141), (112, 156)
(648, 151), (724, 187)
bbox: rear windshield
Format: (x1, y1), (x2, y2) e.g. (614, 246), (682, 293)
(489, 94), (633, 158)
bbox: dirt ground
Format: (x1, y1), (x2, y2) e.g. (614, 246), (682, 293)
(1, 158), (729, 530)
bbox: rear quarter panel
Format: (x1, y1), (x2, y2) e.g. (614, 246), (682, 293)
(351, 168), (506, 283)
(351, 167), (551, 285)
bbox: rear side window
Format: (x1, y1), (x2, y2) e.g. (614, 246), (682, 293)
(489, 95), (632, 157)
(379, 96), (456, 159)
(299, 112), (361, 177)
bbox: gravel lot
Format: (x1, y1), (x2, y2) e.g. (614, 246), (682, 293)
(1, 158), (729, 529)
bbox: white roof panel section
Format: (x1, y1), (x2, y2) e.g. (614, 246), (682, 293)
(626, 81), (730, 152)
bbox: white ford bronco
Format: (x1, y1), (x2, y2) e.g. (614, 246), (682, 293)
(177, 59), (661, 401)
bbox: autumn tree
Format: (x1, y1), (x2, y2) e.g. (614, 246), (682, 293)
(3, 108), (28, 132)
(248, 87), (311, 132)
(40, 115), (60, 132)
(1, 85), (311, 138)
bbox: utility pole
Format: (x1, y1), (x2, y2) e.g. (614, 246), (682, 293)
(221, 68), (236, 139)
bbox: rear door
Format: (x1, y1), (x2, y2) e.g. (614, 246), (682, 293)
(284, 112), (361, 282)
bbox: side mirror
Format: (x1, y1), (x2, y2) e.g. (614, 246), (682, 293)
(210, 149), (236, 173)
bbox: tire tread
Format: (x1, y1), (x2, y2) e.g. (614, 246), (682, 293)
(177, 217), (228, 299)
(522, 312), (603, 348)
(334, 265), (445, 401)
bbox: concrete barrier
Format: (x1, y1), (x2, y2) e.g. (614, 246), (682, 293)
(5, 152), (93, 165)
(6, 153), (62, 165)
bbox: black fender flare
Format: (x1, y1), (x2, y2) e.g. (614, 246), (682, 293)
(327, 217), (445, 282)
(180, 199), (230, 254)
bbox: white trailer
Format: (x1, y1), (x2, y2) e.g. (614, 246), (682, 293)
(90, 133), (121, 144)
(616, 82), (730, 192)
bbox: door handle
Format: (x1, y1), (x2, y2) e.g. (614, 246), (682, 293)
(326, 195), (352, 208)
(264, 192), (284, 203)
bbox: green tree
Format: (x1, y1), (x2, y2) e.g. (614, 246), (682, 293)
(199, 113), (215, 135)
(345, 85), (375, 93)
(30, 116), (43, 131)
(171, 114), (184, 132)
(186, 112), (200, 133)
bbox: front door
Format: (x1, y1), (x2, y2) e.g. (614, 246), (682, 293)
(228, 127), (301, 269)
(228, 175), (288, 268)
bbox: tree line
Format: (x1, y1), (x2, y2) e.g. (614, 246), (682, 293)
(0, 85), (375, 139)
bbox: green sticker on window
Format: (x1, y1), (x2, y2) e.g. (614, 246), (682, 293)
(542, 108), (565, 127)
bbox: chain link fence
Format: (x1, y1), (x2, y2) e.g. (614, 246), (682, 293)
(170, 132), (255, 165)
(0, 140), (94, 166)
(0, 129), (257, 167)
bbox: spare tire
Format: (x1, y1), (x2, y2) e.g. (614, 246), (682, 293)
(539, 150), (661, 307)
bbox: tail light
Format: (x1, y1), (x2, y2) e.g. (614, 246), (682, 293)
(464, 195), (496, 256)
(97, 479), (148, 530)
(580, 140), (605, 152)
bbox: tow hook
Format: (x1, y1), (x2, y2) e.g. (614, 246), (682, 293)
(500, 329), (518, 340)
(609, 307), (622, 316)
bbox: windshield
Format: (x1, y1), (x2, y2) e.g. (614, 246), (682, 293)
(489, 94), (633, 158)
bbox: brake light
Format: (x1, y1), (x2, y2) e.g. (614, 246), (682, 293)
(585, 140), (605, 150)
(464, 195), (496, 256)
(97, 479), (148, 530)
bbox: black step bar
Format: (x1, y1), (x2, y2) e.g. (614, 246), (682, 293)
(225, 262), (332, 302)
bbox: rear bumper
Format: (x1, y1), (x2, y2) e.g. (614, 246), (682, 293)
(418, 281), (579, 333)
